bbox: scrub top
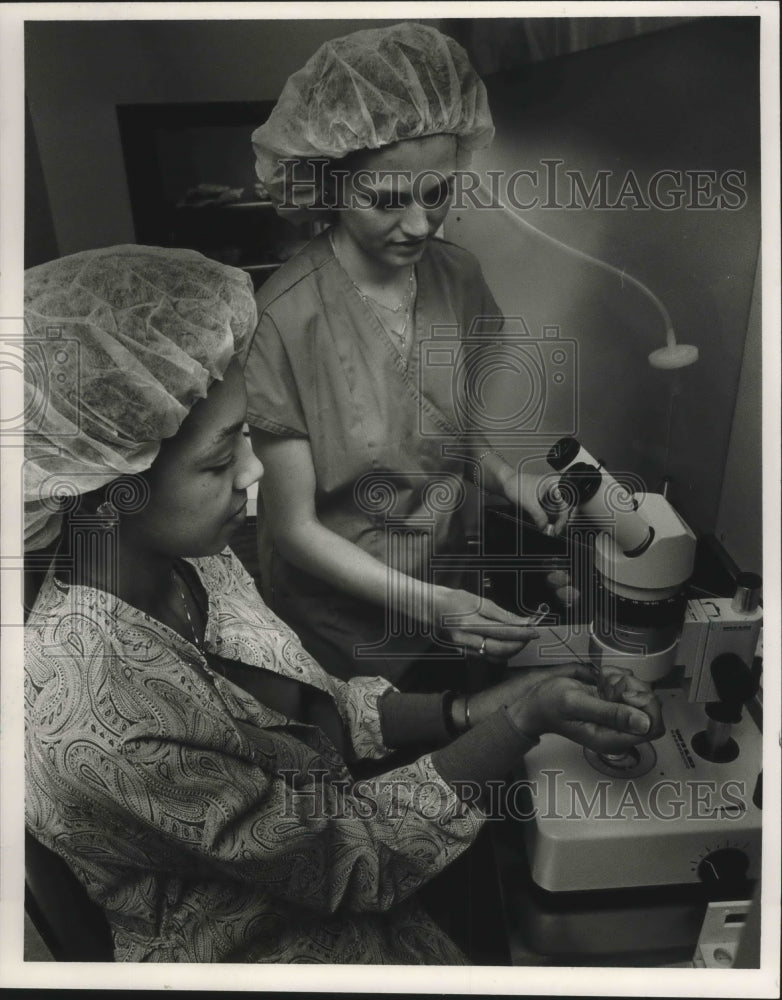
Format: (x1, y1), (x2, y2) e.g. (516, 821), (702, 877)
(243, 230), (502, 683)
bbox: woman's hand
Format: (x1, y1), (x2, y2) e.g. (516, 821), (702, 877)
(501, 664), (664, 753)
(466, 662), (597, 726)
(498, 465), (570, 536)
(431, 586), (540, 662)
(597, 663), (657, 709)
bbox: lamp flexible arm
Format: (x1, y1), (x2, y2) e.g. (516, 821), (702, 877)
(479, 177), (676, 340)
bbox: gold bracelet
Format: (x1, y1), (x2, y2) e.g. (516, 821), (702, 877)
(447, 694), (471, 736)
(442, 690), (460, 738)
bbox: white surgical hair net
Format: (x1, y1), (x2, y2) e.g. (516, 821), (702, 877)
(252, 21), (494, 220)
(23, 245), (257, 550)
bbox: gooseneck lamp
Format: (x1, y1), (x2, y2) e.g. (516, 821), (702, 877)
(480, 179), (700, 370)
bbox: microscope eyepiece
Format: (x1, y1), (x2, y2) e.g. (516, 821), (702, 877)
(539, 462), (601, 518)
(559, 463), (602, 505)
(546, 436), (581, 471)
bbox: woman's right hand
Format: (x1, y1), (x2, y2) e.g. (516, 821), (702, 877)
(430, 585), (540, 662)
(505, 668), (664, 753)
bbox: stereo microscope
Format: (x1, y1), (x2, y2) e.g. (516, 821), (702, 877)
(507, 438), (762, 903)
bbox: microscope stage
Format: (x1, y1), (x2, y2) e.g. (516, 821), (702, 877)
(515, 688), (762, 892)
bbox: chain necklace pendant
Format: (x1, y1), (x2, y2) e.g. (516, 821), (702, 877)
(171, 566), (206, 654)
(351, 267), (414, 314)
(329, 230), (416, 358)
(365, 281), (415, 354)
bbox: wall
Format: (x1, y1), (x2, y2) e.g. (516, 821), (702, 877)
(715, 257), (762, 574)
(24, 97), (58, 267)
(25, 18), (396, 259)
(440, 15), (697, 73)
(445, 17), (760, 543)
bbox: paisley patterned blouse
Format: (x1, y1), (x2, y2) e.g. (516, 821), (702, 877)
(25, 548), (484, 964)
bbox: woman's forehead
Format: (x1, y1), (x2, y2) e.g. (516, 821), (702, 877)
(174, 361), (247, 452)
(349, 134), (458, 180)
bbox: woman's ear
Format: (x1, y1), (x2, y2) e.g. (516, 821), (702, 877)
(74, 485), (108, 517)
(73, 472), (153, 521)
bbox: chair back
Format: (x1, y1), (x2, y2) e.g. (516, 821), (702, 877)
(24, 555), (114, 961)
(25, 831), (114, 962)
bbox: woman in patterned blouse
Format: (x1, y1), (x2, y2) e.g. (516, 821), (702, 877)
(24, 246), (662, 964)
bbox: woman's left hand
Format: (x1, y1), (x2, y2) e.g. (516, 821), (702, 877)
(431, 586), (540, 663)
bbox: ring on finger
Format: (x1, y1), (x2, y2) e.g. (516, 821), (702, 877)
(478, 637), (487, 657)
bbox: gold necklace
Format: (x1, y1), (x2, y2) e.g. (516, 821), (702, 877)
(329, 232), (416, 351)
(351, 268), (415, 314)
(171, 566), (206, 653)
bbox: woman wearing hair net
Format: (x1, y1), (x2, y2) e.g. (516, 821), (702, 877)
(24, 245), (661, 964)
(245, 23), (562, 689)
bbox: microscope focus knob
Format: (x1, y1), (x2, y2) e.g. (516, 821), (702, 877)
(693, 652), (758, 764)
(696, 847), (751, 899)
(709, 653), (760, 724)
(731, 572), (762, 613)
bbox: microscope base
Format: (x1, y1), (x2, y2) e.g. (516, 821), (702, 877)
(492, 823), (712, 963)
(514, 688), (762, 892)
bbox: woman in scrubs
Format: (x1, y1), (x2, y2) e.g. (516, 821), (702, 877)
(244, 23), (560, 686)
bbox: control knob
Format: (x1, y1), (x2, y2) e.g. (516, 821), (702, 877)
(696, 847), (751, 900)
